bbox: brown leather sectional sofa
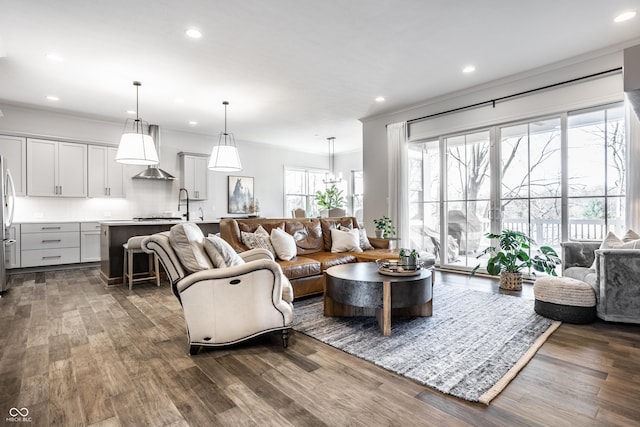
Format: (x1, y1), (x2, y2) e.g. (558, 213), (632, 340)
(219, 216), (393, 298)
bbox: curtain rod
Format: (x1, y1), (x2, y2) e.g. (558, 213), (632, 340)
(402, 67), (623, 125)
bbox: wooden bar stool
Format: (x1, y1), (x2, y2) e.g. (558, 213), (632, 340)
(123, 235), (160, 290)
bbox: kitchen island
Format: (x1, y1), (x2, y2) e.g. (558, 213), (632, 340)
(100, 220), (220, 286)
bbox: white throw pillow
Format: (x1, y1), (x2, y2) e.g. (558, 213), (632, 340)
(330, 228), (363, 253)
(169, 223), (213, 273)
(204, 235), (245, 268)
(589, 231), (640, 269)
(338, 224), (372, 251)
(241, 225), (276, 256)
(270, 227), (297, 261)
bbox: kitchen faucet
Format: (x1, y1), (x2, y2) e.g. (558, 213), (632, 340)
(178, 188), (190, 221)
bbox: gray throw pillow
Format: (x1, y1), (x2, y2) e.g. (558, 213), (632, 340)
(204, 235), (245, 268)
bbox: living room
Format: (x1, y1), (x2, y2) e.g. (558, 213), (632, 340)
(2, 2), (640, 426)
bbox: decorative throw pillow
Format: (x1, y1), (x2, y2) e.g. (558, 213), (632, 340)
(169, 223), (213, 273)
(330, 228), (363, 253)
(340, 224), (373, 250)
(589, 231), (640, 269)
(622, 229), (640, 242)
(270, 228), (297, 261)
(241, 225), (276, 256)
(204, 235), (244, 268)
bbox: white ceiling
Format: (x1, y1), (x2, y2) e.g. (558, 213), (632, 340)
(1, 0), (639, 154)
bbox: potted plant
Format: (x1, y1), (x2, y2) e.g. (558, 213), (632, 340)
(315, 185), (345, 215)
(399, 248), (419, 269)
(471, 229), (561, 290)
(373, 216), (396, 238)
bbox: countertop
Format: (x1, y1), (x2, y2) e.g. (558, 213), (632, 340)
(99, 219), (221, 226)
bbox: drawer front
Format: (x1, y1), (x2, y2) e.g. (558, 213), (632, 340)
(21, 231), (80, 250)
(81, 222), (101, 232)
(21, 247), (80, 267)
(21, 222), (79, 233)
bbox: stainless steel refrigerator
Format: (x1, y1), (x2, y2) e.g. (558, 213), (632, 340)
(1, 156), (16, 292)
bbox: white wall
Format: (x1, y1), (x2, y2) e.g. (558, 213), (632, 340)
(360, 48), (627, 234)
(0, 104), (335, 221)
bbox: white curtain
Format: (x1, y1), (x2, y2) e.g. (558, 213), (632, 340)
(387, 122), (410, 249)
(626, 102), (640, 231)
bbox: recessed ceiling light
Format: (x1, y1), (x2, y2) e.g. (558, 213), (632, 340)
(463, 65), (476, 73)
(375, 96), (385, 102)
(46, 52), (63, 62)
(46, 95), (59, 101)
(185, 28), (202, 39)
(127, 110), (136, 115)
(189, 120), (198, 125)
(614, 10), (637, 22)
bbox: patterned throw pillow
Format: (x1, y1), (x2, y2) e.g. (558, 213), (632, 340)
(241, 225), (276, 256)
(204, 235), (245, 268)
(590, 231), (640, 269)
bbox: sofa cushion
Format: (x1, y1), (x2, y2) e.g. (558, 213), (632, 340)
(204, 235), (244, 268)
(285, 218), (324, 255)
(623, 229), (640, 241)
(270, 227), (297, 261)
(305, 251), (358, 271)
(339, 224), (373, 250)
(169, 223), (213, 273)
(277, 256), (322, 280)
(241, 225), (276, 256)
(563, 266), (598, 300)
(331, 228), (363, 253)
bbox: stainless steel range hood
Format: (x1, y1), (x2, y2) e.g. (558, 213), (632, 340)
(132, 124), (175, 180)
(624, 44), (640, 121)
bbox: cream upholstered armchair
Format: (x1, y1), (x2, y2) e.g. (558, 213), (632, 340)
(142, 223), (293, 354)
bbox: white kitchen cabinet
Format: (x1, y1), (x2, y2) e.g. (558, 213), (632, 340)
(179, 153), (208, 200)
(80, 222), (101, 262)
(20, 222), (80, 267)
(27, 138), (87, 197)
(0, 135), (27, 196)
(88, 145), (125, 197)
(5, 224), (20, 269)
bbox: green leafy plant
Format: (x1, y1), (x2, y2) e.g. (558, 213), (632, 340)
(471, 229), (561, 276)
(399, 248), (419, 259)
(314, 185), (345, 210)
(373, 216), (396, 238)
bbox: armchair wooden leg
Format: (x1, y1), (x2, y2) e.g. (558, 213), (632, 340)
(282, 329), (290, 348)
(189, 345), (202, 355)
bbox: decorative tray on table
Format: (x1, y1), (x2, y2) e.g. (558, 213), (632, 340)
(375, 258), (424, 276)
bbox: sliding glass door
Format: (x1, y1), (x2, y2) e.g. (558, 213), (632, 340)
(408, 102), (625, 275)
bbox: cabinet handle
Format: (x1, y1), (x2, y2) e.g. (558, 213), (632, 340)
(41, 226), (61, 230)
(42, 255), (62, 259)
(42, 239), (62, 243)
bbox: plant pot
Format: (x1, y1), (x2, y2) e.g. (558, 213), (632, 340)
(500, 272), (523, 291)
(375, 229), (382, 238)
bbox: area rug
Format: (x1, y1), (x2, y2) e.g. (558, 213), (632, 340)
(293, 285), (561, 404)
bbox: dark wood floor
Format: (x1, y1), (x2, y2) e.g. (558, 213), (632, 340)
(0, 267), (639, 426)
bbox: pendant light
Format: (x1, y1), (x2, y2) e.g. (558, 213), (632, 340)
(208, 101), (242, 172)
(322, 137), (342, 184)
(115, 81), (159, 165)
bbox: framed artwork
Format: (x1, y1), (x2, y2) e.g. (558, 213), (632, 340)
(228, 176), (255, 214)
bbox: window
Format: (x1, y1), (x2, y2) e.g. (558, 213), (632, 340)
(352, 170), (363, 224)
(567, 105), (625, 239)
(409, 102), (626, 272)
(284, 168), (328, 217)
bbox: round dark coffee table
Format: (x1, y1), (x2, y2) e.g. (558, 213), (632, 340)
(324, 262), (433, 336)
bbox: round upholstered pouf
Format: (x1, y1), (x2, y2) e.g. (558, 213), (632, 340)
(533, 276), (596, 324)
